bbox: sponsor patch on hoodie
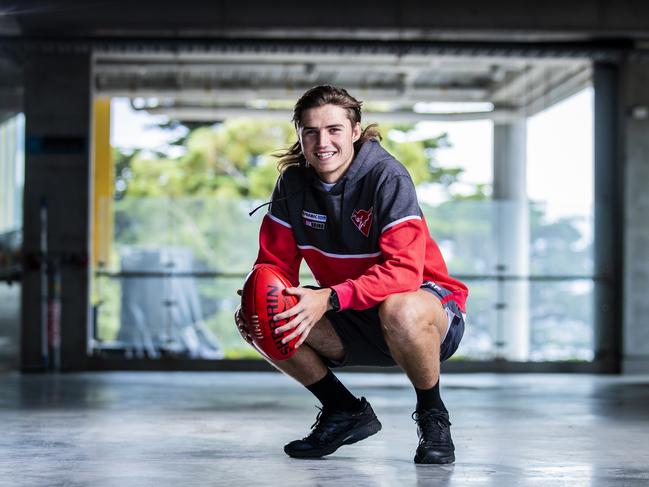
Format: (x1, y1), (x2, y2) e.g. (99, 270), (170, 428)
(303, 210), (327, 230)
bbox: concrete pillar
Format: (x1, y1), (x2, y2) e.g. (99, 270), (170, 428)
(492, 120), (530, 361)
(21, 52), (92, 371)
(593, 63), (624, 373)
(621, 61), (649, 373)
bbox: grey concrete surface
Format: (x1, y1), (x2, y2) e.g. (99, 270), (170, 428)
(22, 51), (91, 371)
(0, 283), (20, 371)
(0, 372), (648, 486)
(623, 61), (649, 374)
(6, 1), (649, 41)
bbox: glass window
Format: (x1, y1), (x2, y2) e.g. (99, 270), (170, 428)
(93, 78), (595, 363)
(0, 113), (25, 370)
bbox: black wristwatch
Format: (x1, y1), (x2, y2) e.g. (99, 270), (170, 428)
(328, 288), (341, 312)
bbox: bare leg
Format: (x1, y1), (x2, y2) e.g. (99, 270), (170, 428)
(266, 316), (345, 386)
(379, 290), (457, 464)
(378, 289), (448, 389)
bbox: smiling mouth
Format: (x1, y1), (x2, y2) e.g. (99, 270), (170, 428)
(315, 151), (336, 160)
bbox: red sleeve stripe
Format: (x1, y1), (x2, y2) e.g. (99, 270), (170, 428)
(381, 215), (422, 234)
(266, 212), (292, 229)
(297, 244), (382, 259)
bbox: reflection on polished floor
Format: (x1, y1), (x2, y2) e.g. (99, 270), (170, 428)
(1, 371), (648, 486)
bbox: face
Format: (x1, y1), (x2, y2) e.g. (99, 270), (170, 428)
(298, 104), (361, 184)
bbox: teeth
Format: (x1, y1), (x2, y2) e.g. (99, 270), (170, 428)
(316, 152), (335, 159)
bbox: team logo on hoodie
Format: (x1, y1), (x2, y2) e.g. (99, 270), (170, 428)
(351, 207), (373, 237)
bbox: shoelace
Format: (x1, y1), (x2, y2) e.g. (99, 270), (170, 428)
(304, 407), (349, 444)
(412, 410), (452, 446)
(310, 406), (327, 430)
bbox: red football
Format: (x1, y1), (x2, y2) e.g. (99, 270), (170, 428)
(241, 264), (299, 361)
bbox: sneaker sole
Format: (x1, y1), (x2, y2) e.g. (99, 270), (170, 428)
(285, 418), (382, 459)
(414, 451), (455, 464)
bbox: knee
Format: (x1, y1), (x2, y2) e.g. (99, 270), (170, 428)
(378, 293), (430, 342)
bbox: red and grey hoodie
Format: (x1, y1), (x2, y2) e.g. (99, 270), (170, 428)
(254, 139), (468, 312)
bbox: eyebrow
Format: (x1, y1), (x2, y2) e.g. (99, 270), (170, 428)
(302, 124), (345, 130)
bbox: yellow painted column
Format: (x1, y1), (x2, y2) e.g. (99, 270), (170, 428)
(92, 98), (114, 270)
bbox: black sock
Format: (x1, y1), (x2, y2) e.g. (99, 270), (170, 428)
(415, 381), (447, 412)
(306, 369), (361, 412)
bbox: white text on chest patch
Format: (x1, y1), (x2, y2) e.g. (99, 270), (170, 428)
(302, 210), (327, 222)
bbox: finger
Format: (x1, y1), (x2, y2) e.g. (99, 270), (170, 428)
(274, 314), (303, 334)
(282, 322), (307, 344)
(295, 331), (309, 348)
(273, 305), (302, 322)
(234, 311), (248, 327)
(283, 287), (304, 296)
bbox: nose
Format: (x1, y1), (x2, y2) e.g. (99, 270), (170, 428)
(317, 130), (331, 147)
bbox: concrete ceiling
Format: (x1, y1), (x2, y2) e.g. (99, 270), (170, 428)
(92, 48), (591, 123)
(3, 0), (649, 42)
(5, 0), (642, 121)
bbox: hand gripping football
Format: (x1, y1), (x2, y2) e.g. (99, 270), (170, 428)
(241, 264), (299, 361)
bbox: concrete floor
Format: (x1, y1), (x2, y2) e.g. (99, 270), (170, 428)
(1, 372), (648, 486)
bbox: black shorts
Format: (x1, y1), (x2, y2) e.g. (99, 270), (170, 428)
(323, 282), (466, 368)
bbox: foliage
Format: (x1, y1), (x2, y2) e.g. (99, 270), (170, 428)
(114, 120), (472, 201)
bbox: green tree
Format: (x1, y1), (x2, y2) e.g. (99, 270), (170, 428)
(114, 120), (469, 200)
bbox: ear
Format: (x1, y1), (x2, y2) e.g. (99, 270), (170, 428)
(352, 122), (361, 142)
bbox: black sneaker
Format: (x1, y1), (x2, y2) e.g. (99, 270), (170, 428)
(284, 397), (382, 458)
(412, 409), (455, 464)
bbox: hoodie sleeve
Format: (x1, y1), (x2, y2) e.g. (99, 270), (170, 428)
(332, 175), (426, 310)
(254, 177), (302, 286)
